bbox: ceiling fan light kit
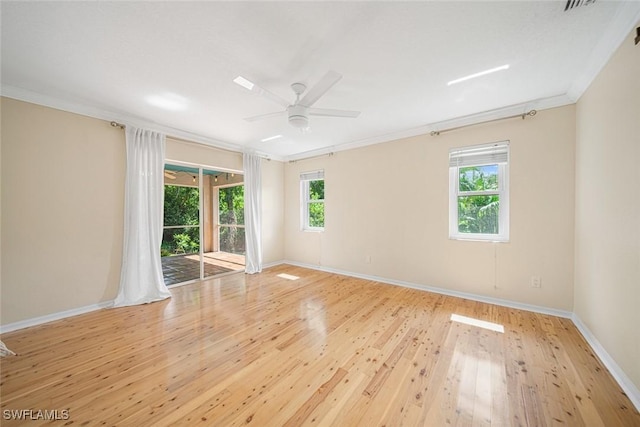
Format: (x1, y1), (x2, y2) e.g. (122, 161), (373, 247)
(288, 104), (309, 128)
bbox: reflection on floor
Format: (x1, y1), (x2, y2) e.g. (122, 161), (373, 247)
(161, 251), (245, 286)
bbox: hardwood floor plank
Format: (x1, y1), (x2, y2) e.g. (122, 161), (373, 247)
(314, 371), (372, 426)
(1, 265), (638, 426)
(282, 367), (348, 426)
(363, 327), (417, 399)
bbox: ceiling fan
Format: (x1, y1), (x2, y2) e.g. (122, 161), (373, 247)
(234, 71), (360, 129)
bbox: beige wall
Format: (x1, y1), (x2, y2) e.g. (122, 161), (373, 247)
(166, 137), (242, 172)
(285, 105), (576, 310)
(1, 98), (3, 296)
(1, 98), (126, 324)
(0, 98), (284, 325)
(0, 97), (4, 296)
(574, 24), (640, 389)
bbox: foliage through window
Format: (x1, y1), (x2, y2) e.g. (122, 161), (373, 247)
(449, 142), (509, 241)
(218, 185), (245, 254)
(162, 185), (200, 256)
(300, 170), (325, 231)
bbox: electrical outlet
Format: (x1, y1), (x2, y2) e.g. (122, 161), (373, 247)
(530, 276), (541, 288)
(365, 255), (372, 264)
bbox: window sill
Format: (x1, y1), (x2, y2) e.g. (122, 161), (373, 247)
(449, 235), (509, 243)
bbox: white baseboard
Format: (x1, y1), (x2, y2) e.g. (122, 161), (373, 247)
(278, 261), (640, 411)
(262, 260), (286, 269)
(0, 301), (112, 334)
(280, 260), (572, 318)
(278, 261), (639, 411)
(571, 313), (640, 411)
(3, 262), (637, 412)
(0, 263), (277, 334)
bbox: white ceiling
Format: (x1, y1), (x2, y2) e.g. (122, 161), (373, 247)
(2, 1), (639, 161)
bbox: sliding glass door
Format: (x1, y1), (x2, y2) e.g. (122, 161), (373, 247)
(161, 163), (245, 286)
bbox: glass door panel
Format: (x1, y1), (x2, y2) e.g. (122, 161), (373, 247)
(161, 165), (200, 286)
(204, 173), (246, 279)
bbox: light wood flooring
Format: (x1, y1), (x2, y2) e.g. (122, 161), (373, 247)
(1, 265), (638, 426)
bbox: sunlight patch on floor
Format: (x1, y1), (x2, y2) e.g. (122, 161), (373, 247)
(451, 313), (504, 333)
(277, 273), (300, 281)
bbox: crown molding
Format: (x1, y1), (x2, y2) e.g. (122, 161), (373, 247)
(3, 3), (636, 164)
(567, 2), (640, 102)
(1, 84), (573, 164)
(0, 85), (254, 157)
(422, 94), (571, 134)
(284, 93), (573, 162)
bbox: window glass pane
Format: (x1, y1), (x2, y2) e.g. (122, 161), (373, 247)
(309, 179), (324, 200)
(459, 165), (498, 192)
(164, 185), (199, 227)
(309, 202), (325, 228)
(219, 185), (244, 225)
(219, 226), (246, 255)
(457, 195), (499, 234)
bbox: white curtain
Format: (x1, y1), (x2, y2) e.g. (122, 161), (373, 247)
(113, 126), (171, 307)
(243, 152), (262, 274)
(0, 340), (15, 357)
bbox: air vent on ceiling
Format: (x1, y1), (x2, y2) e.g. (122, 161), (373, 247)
(564, 0), (596, 11)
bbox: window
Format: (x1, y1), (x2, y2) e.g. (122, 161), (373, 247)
(300, 170), (325, 231)
(449, 142), (509, 241)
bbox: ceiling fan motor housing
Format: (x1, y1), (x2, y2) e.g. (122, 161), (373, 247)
(288, 104), (309, 128)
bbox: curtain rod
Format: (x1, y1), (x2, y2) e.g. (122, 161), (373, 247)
(109, 120), (240, 154)
(430, 110), (537, 136)
(109, 120), (271, 160)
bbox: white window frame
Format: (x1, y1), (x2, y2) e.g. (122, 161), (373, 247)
(449, 142), (509, 242)
(300, 170), (325, 232)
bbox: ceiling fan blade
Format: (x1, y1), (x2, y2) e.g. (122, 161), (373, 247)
(164, 171), (176, 180)
(234, 76), (290, 108)
(252, 84), (290, 108)
(244, 111), (286, 122)
(299, 70), (342, 107)
(309, 108), (360, 118)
